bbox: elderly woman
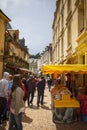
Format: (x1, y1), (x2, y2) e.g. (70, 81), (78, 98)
(0, 72), (9, 124)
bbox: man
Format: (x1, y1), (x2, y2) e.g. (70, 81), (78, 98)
(26, 75), (36, 107)
(36, 76), (46, 107)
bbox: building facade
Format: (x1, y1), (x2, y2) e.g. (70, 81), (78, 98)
(4, 29), (29, 74)
(0, 10), (29, 78)
(0, 10), (11, 78)
(29, 58), (38, 74)
(52, 0), (87, 64)
(41, 43), (52, 65)
(52, 0), (87, 87)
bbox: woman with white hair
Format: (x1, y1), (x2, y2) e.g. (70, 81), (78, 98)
(0, 72), (9, 124)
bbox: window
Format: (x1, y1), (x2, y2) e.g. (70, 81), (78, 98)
(13, 33), (16, 41)
(61, 9), (64, 29)
(58, 19), (60, 36)
(78, 1), (84, 33)
(67, 23), (71, 47)
(61, 36), (64, 55)
(82, 55), (86, 86)
(67, 0), (71, 13)
(58, 41), (60, 58)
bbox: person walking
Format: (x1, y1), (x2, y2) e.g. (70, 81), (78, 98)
(26, 75), (36, 107)
(8, 74), (25, 130)
(65, 73), (76, 96)
(0, 72), (9, 124)
(36, 76), (46, 107)
(47, 77), (52, 92)
(8, 74), (13, 112)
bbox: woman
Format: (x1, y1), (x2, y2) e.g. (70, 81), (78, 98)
(0, 72), (9, 124)
(8, 74), (25, 130)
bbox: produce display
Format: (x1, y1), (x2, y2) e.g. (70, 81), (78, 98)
(42, 64), (85, 124)
(51, 85), (79, 124)
(51, 85), (71, 99)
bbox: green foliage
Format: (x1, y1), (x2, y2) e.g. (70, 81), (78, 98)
(29, 53), (41, 59)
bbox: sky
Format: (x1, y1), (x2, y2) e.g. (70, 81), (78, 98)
(0, 0), (56, 55)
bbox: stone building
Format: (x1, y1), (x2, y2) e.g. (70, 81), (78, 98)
(4, 30), (29, 74)
(52, 0), (87, 64)
(41, 43), (52, 65)
(52, 0), (87, 87)
(0, 10), (29, 78)
(0, 10), (11, 78)
(34, 43), (52, 76)
(29, 58), (38, 74)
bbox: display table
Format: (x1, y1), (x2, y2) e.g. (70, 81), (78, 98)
(52, 94), (80, 124)
(54, 95), (80, 108)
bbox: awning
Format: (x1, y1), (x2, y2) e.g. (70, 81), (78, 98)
(19, 68), (31, 73)
(41, 64), (87, 74)
(5, 64), (32, 73)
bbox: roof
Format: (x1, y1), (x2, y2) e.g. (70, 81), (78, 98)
(0, 9), (11, 22)
(6, 23), (12, 29)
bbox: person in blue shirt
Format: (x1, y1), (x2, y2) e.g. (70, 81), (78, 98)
(8, 75), (13, 91)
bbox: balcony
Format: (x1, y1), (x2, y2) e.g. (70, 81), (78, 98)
(3, 53), (29, 71)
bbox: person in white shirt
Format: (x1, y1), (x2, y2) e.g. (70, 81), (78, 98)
(0, 72), (9, 124)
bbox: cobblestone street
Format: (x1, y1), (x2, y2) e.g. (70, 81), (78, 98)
(22, 88), (56, 130)
(1, 87), (56, 130)
(0, 87), (87, 130)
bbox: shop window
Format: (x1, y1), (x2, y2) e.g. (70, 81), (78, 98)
(82, 55), (86, 86)
(83, 55), (85, 64)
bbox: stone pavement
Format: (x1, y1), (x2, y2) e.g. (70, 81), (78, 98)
(0, 87), (87, 130)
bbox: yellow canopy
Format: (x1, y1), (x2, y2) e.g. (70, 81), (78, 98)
(42, 64), (87, 74)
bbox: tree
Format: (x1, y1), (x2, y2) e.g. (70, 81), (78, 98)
(29, 53), (41, 59)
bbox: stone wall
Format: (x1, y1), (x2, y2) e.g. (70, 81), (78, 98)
(0, 19), (5, 79)
(0, 10), (10, 79)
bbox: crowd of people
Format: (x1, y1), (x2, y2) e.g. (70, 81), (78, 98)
(0, 71), (77, 129)
(0, 71), (48, 130)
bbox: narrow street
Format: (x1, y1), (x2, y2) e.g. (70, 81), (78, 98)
(22, 87), (56, 130)
(1, 87), (56, 130)
(1, 86), (87, 130)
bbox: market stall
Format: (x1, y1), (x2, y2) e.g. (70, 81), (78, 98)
(42, 64), (87, 74)
(42, 64), (87, 123)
